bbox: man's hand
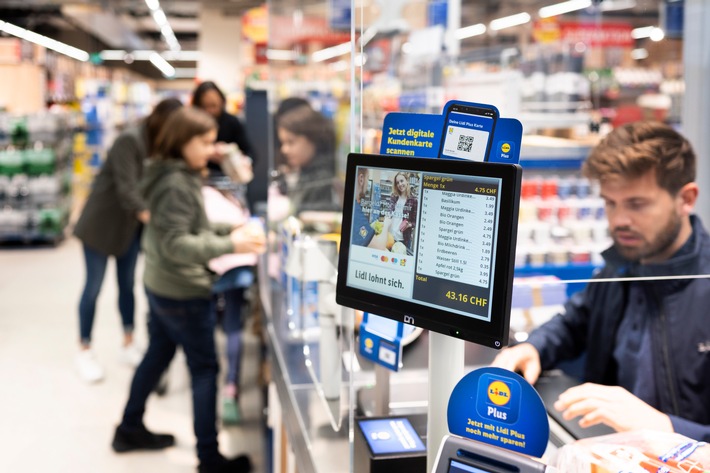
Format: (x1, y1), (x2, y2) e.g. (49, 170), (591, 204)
(230, 222), (266, 254)
(554, 383), (673, 432)
(490, 343), (541, 385)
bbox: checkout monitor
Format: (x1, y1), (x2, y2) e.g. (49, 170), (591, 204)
(434, 435), (548, 473)
(336, 153), (522, 349)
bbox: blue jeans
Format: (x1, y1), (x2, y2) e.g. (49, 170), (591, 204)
(78, 235), (141, 345)
(212, 267), (253, 390)
(120, 289), (221, 464)
(213, 287), (245, 389)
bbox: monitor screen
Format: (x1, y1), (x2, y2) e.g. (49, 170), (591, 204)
(357, 418), (426, 455)
(336, 153), (522, 348)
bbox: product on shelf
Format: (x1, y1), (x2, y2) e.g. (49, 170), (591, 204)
(0, 112), (74, 243)
(516, 174), (609, 269)
(509, 275), (567, 336)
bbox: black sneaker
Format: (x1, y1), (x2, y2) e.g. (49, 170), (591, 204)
(197, 454), (252, 473)
(111, 424), (175, 453)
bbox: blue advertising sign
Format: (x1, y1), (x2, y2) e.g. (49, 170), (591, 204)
(380, 104), (521, 164)
(358, 418), (426, 455)
(359, 313), (403, 371)
(329, 0), (351, 30)
(447, 367), (548, 457)
(380, 112), (443, 158)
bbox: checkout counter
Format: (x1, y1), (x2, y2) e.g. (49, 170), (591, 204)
(257, 155), (578, 473)
(258, 248), (585, 473)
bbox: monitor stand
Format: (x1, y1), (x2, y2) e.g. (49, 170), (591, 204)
(428, 332), (465, 471)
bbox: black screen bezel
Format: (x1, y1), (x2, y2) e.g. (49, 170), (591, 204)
(439, 103), (499, 162)
(336, 153), (521, 349)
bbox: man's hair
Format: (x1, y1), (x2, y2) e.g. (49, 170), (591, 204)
(583, 121), (696, 194)
(154, 107), (217, 160)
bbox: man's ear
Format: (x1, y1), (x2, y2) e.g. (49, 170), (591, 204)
(678, 182), (699, 215)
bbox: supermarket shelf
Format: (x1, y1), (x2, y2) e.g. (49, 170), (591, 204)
(519, 135), (593, 169)
(519, 157), (586, 170)
(515, 262), (600, 296)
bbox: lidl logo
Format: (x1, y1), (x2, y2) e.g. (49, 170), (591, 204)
(364, 338), (374, 350)
(448, 126), (454, 134)
(501, 142), (511, 153)
(487, 380), (511, 406)
(477, 376), (518, 422)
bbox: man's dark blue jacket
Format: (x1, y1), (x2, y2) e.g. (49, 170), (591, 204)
(527, 215), (710, 441)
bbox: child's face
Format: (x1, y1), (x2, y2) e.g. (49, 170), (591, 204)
(182, 129), (217, 171)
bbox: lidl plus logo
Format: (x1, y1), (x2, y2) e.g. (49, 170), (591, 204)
(476, 374), (520, 424)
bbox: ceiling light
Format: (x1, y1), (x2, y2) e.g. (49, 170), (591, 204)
(600, 0), (636, 11)
(631, 48), (649, 60)
(330, 60), (348, 72)
(99, 50), (129, 61)
(455, 23), (486, 40)
(631, 26), (663, 39)
(173, 68), (197, 78)
(145, 0), (160, 11)
(152, 9), (167, 26)
(266, 49), (297, 61)
(162, 50), (200, 61)
(311, 42), (352, 62)
(100, 49), (199, 62)
(539, 0), (592, 18)
(0, 20), (89, 62)
(160, 24), (173, 38)
(649, 28), (665, 41)
(149, 52), (175, 77)
(490, 13), (531, 31)
(359, 27), (378, 47)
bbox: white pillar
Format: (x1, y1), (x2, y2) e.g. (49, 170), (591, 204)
(197, 7), (245, 94)
(445, 0), (461, 58)
(427, 333), (464, 472)
(682, 0), (710, 223)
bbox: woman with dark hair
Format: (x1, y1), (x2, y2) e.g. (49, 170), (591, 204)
(273, 97), (312, 171)
(112, 107), (264, 473)
(276, 105), (339, 212)
(192, 81), (254, 177)
(73, 97), (182, 383)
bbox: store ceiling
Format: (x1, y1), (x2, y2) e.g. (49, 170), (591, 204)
(0, 0), (662, 80)
(0, 0), (263, 79)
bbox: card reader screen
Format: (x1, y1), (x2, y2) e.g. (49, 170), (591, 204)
(448, 460), (492, 473)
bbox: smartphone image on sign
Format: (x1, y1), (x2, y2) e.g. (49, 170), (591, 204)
(439, 103), (498, 162)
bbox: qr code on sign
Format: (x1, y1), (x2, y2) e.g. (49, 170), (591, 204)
(457, 135), (474, 152)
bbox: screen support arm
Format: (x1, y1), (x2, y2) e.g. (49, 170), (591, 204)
(427, 332), (465, 472)
(374, 364), (391, 416)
